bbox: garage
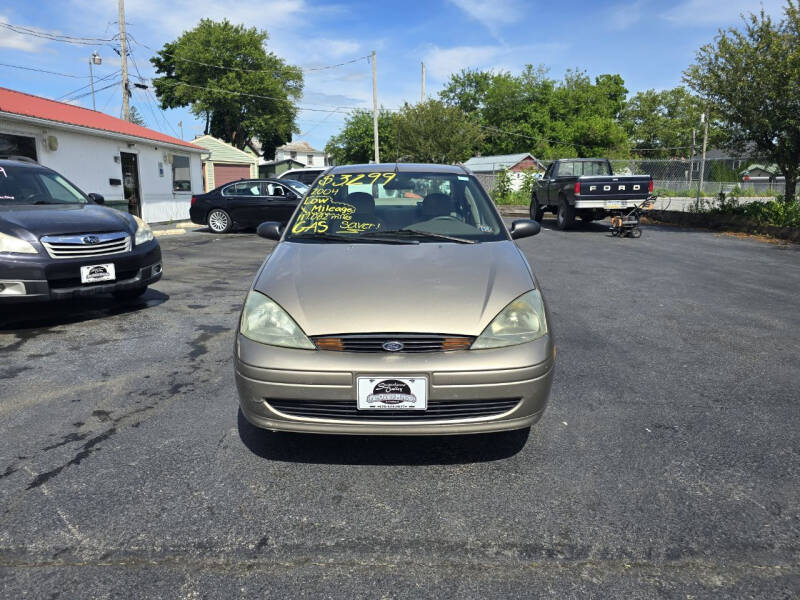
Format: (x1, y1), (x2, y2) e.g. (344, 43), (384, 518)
(213, 163), (250, 187)
(193, 135), (258, 192)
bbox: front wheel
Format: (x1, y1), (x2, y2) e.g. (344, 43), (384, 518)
(530, 194), (545, 222)
(208, 208), (232, 234)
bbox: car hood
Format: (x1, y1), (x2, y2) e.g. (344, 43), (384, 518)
(254, 240), (535, 337)
(0, 204), (134, 240)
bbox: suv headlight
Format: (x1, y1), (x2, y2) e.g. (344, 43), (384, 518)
(240, 291), (315, 349)
(0, 231), (38, 254)
(133, 215), (154, 245)
(472, 289), (548, 349)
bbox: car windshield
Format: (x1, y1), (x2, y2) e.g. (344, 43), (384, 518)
(282, 179), (309, 194)
(285, 169), (506, 243)
(0, 165), (87, 206)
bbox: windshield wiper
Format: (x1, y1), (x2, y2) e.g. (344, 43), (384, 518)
(291, 232), (417, 244)
(363, 228), (476, 244)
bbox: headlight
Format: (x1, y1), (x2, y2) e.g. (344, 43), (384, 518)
(133, 215), (154, 245)
(472, 289), (548, 349)
(240, 291), (315, 349)
(0, 231), (38, 254)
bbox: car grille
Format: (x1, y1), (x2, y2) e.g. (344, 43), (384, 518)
(266, 398), (520, 421)
(40, 232), (131, 259)
(312, 334), (474, 352)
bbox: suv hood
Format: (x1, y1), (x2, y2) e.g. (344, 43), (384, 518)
(254, 240), (535, 337)
(0, 204), (134, 239)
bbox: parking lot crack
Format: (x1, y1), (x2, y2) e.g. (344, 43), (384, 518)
(26, 428), (117, 490)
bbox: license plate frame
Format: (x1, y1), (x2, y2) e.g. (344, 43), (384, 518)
(80, 263), (116, 284)
(356, 376), (428, 410)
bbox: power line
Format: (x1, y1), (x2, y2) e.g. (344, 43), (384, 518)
(57, 71), (121, 101)
(0, 61), (93, 79)
(0, 22), (117, 47)
(64, 80), (122, 103)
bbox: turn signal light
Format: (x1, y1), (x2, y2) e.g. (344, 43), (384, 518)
(648, 179), (654, 193)
(315, 337), (345, 351)
(441, 337), (473, 351)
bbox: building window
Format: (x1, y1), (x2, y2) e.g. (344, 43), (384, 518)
(290, 151), (297, 160)
(0, 133), (37, 161)
(172, 155), (191, 191)
(307, 154), (314, 166)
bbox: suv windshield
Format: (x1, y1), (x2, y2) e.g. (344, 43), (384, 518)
(0, 165), (87, 206)
(286, 170), (506, 243)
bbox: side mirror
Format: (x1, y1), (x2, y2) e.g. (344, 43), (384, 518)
(257, 221), (282, 241)
(509, 219), (541, 240)
(88, 193), (105, 205)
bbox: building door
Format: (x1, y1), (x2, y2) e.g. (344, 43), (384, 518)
(120, 152), (141, 217)
(213, 163), (250, 188)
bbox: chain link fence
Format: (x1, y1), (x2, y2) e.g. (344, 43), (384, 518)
(475, 158), (784, 200)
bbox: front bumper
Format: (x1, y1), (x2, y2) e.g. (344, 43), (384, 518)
(0, 240), (162, 302)
(235, 333), (555, 435)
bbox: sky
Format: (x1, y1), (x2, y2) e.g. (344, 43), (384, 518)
(0, 0), (788, 153)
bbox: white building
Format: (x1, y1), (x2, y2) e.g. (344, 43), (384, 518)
(0, 87), (205, 223)
(274, 141), (330, 168)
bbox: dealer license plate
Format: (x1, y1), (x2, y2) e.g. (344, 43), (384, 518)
(80, 263), (116, 284)
(357, 376), (427, 410)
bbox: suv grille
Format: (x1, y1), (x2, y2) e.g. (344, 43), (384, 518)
(267, 398), (520, 421)
(312, 334), (474, 352)
(40, 232), (131, 259)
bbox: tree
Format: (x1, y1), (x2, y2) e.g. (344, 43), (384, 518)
(324, 109), (398, 165)
(439, 66), (630, 159)
(150, 19), (303, 156)
(684, 1), (800, 203)
(394, 100), (484, 163)
(620, 87), (717, 158)
(128, 106), (146, 127)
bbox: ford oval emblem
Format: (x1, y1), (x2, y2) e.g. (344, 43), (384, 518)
(382, 341), (404, 352)
(82, 235), (101, 245)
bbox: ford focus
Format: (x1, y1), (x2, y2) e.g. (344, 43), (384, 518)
(234, 163), (554, 436)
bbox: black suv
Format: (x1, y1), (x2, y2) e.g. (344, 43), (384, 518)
(0, 158), (162, 303)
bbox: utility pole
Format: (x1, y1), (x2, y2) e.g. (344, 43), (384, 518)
(688, 128), (696, 184)
(696, 113), (709, 204)
(178, 121), (184, 140)
(371, 50), (380, 164)
(118, 0), (130, 121)
(421, 62), (426, 103)
(89, 51), (102, 111)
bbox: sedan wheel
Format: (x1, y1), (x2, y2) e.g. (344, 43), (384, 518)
(208, 209), (232, 233)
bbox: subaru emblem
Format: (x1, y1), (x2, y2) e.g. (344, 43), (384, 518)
(382, 341), (404, 352)
(82, 235), (101, 245)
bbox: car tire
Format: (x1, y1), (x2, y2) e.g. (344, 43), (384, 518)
(112, 286), (148, 301)
(556, 198), (575, 230)
(530, 194), (545, 222)
(208, 209), (232, 234)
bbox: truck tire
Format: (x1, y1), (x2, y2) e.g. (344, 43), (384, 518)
(530, 194), (545, 222)
(556, 198), (576, 230)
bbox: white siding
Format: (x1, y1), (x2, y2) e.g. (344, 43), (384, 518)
(0, 117), (203, 223)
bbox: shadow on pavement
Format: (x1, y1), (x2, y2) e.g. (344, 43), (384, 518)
(237, 409), (530, 465)
(0, 289), (169, 331)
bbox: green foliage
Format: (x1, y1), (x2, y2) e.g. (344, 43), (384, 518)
(128, 106), (146, 127)
(619, 87), (719, 158)
(150, 19), (303, 155)
(439, 65), (629, 159)
(394, 100), (484, 163)
(491, 170), (513, 203)
(324, 109), (397, 165)
(694, 197), (800, 227)
(684, 1), (800, 203)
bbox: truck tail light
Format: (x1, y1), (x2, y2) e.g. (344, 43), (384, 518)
(648, 180), (654, 193)
(574, 181), (580, 195)
(190, 196), (197, 206)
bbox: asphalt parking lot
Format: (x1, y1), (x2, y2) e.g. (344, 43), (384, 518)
(1, 220), (799, 598)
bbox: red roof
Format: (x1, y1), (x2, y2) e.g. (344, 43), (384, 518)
(0, 87), (202, 151)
